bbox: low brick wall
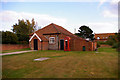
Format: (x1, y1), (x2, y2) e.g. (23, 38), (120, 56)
(1, 44), (29, 51)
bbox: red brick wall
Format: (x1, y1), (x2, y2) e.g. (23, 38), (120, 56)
(29, 36), (42, 50)
(29, 36), (48, 50)
(70, 38), (96, 51)
(1, 44), (29, 51)
(29, 33), (97, 51)
(58, 34), (97, 51)
(95, 33), (115, 40)
(94, 42), (97, 50)
(42, 42), (48, 50)
(70, 39), (89, 51)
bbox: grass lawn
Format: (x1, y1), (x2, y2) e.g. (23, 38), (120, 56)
(2, 47), (118, 78)
(2, 48), (30, 53)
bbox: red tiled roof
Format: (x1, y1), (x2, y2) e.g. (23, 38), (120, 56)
(30, 23), (87, 41)
(51, 23), (86, 40)
(37, 34), (48, 41)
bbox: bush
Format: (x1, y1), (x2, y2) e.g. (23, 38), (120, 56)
(112, 43), (118, 48)
(17, 41), (28, 44)
(97, 41), (108, 48)
(106, 34), (118, 46)
(116, 42), (120, 52)
(97, 42), (100, 48)
(106, 40), (115, 46)
(118, 47), (120, 52)
(17, 34), (29, 43)
(97, 41), (108, 45)
(2, 31), (18, 44)
(1, 31), (29, 44)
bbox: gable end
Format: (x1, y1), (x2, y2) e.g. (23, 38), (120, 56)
(29, 33), (42, 42)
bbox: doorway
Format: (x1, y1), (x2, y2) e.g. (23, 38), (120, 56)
(83, 46), (85, 51)
(65, 40), (68, 49)
(34, 39), (38, 50)
(60, 39), (64, 50)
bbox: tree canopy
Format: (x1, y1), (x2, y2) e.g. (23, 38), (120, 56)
(12, 18), (37, 35)
(106, 33), (120, 49)
(12, 18), (37, 43)
(75, 25), (94, 40)
(2, 31), (18, 44)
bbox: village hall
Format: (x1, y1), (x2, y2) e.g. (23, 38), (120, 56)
(29, 23), (97, 51)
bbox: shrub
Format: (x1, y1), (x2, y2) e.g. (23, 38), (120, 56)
(2, 31), (18, 44)
(97, 42), (100, 48)
(17, 41), (28, 44)
(117, 42), (120, 52)
(118, 47), (120, 52)
(112, 43), (118, 48)
(106, 40), (115, 46)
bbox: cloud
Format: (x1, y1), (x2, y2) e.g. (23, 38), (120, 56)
(0, 0), (103, 2)
(98, 0), (108, 8)
(98, 0), (118, 18)
(64, 21), (118, 34)
(87, 22), (118, 33)
(98, 0), (118, 7)
(0, 10), (67, 31)
(110, 0), (119, 4)
(102, 3), (118, 18)
(103, 10), (118, 18)
(75, 22), (118, 33)
(0, 11), (118, 33)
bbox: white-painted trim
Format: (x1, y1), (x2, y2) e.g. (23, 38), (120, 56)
(29, 33), (42, 42)
(65, 40), (68, 41)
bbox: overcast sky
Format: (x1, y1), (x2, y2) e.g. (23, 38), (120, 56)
(0, 0), (118, 33)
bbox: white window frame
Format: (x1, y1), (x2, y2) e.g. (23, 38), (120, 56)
(49, 37), (55, 44)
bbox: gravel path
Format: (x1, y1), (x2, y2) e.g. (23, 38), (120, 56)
(0, 50), (36, 56)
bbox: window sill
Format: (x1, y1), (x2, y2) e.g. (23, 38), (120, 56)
(49, 43), (55, 45)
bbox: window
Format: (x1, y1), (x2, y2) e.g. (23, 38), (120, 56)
(97, 37), (100, 39)
(49, 37), (55, 44)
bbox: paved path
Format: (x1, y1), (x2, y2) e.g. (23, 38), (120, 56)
(0, 50), (36, 56)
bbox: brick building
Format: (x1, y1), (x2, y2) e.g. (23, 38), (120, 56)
(29, 23), (97, 51)
(95, 33), (115, 42)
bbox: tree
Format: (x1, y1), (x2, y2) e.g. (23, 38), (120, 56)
(106, 33), (120, 51)
(2, 31), (18, 44)
(75, 25), (94, 40)
(107, 34), (118, 46)
(12, 18), (37, 43)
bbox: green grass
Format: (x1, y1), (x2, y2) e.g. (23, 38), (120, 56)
(2, 47), (118, 78)
(98, 47), (117, 53)
(2, 48), (30, 53)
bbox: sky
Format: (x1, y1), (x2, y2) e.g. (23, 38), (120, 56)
(0, 0), (119, 33)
